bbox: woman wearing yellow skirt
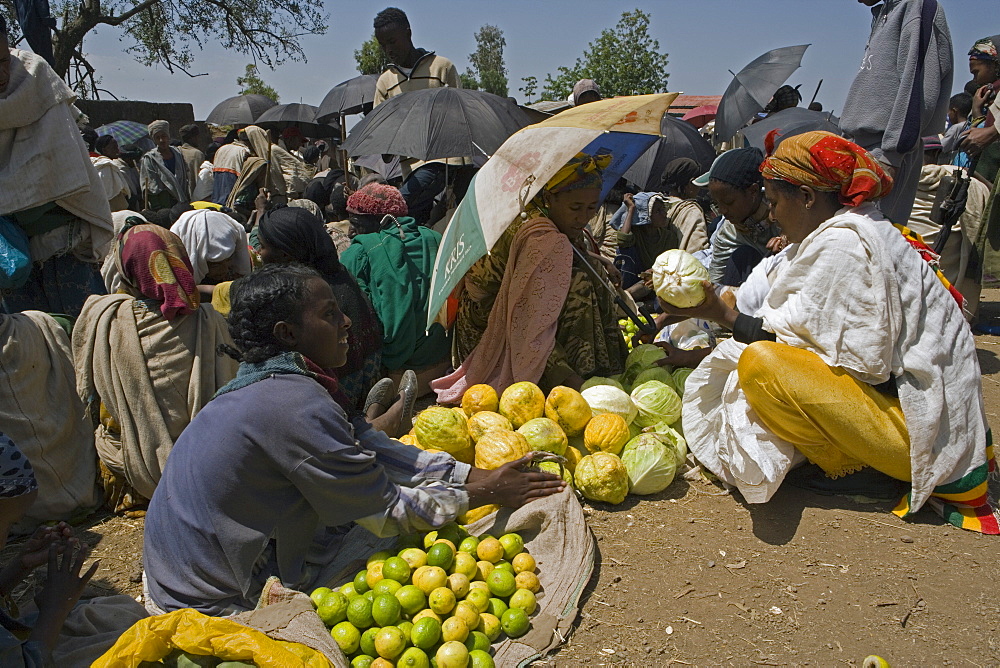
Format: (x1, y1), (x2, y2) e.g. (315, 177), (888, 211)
(669, 131), (997, 534)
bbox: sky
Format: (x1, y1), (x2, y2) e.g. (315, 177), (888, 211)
(78, 0), (996, 121)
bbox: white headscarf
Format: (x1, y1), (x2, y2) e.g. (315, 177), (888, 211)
(169, 210), (251, 284)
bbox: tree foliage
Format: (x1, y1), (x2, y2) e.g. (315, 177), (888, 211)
(459, 69), (479, 91)
(540, 9), (669, 101)
(0, 0), (326, 96)
(519, 76), (538, 104)
(353, 33), (388, 76)
(464, 24), (507, 97)
(237, 63), (278, 101)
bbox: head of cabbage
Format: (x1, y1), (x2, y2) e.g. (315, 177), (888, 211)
(621, 434), (677, 494)
(581, 376), (624, 392)
(652, 249), (709, 308)
(581, 385), (637, 424)
(630, 380), (682, 427)
(672, 367), (694, 397)
(632, 366), (677, 393)
(648, 421), (688, 465)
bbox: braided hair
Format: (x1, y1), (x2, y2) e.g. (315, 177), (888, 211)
(220, 263), (323, 363)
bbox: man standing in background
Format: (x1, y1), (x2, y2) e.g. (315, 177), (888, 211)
(839, 0), (953, 224)
(373, 7), (460, 226)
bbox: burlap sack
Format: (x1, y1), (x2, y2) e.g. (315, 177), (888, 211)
(233, 579), (349, 668)
(318, 488), (595, 666)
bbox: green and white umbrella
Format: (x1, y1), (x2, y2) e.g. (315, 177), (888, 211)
(426, 93), (679, 329)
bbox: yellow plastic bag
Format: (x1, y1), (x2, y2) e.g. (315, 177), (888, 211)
(92, 608), (332, 667)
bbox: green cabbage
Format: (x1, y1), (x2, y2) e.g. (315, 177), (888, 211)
(581, 376), (624, 392)
(649, 421), (688, 465)
(672, 367), (694, 397)
(621, 434), (677, 494)
(630, 380), (682, 427)
(625, 343), (667, 370)
(632, 366), (677, 393)
(581, 385), (638, 424)
(652, 249), (710, 308)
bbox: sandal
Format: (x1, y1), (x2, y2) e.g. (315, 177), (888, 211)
(364, 378), (396, 416)
(398, 370), (419, 431)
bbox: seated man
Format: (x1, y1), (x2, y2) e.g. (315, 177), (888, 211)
(143, 265), (564, 615)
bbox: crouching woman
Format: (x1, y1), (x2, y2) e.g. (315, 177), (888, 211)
(142, 264), (565, 615)
(675, 132), (997, 533)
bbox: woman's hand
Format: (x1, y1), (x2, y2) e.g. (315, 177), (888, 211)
(466, 455), (565, 509)
(961, 125), (1000, 155)
(972, 85), (991, 118)
(0, 524), (73, 595)
(653, 342), (711, 368)
(623, 193), (635, 210)
(657, 280), (738, 329)
(766, 235), (788, 253)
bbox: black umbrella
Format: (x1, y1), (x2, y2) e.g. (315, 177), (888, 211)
(341, 88), (532, 161)
(255, 103), (340, 138)
(316, 75), (379, 122)
(623, 115), (717, 191)
(205, 94), (277, 126)
(740, 107), (841, 153)
(715, 45), (810, 141)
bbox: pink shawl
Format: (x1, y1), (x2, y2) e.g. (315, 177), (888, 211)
(432, 217), (573, 403)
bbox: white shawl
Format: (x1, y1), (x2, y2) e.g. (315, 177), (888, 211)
(169, 209), (251, 283)
(0, 49), (114, 263)
(684, 205), (987, 511)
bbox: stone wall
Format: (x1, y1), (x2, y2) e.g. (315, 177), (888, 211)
(75, 100), (196, 138)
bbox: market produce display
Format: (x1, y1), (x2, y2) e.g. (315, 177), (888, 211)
(404, 379), (692, 513)
(312, 524), (541, 668)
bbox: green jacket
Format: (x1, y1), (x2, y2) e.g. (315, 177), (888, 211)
(340, 217), (449, 370)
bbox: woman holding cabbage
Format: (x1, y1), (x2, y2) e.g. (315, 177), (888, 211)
(433, 154), (628, 402)
(661, 131), (997, 534)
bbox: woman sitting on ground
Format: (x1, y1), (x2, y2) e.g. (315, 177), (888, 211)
(142, 264), (565, 615)
(433, 153), (628, 400)
(671, 131), (997, 533)
(340, 182), (450, 381)
(169, 208), (252, 302)
(74, 223), (238, 513)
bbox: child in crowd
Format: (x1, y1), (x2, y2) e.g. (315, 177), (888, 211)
(0, 433), (97, 666)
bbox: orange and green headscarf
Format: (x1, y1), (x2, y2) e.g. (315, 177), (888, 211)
(544, 152), (612, 194)
(113, 224), (200, 320)
(760, 131), (893, 207)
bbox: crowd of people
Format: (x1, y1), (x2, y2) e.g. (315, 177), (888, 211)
(1, 1), (999, 663)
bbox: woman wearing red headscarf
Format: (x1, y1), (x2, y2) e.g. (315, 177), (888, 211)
(666, 132), (996, 534)
(73, 224), (238, 513)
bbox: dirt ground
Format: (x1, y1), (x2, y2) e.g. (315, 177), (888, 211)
(5, 294), (1000, 667)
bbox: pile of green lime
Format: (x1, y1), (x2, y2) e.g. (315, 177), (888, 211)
(310, 523), (541, 668)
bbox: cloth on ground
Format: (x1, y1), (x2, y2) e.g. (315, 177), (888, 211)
(50, 595), (149, 668)
(0, 311), (99, 526)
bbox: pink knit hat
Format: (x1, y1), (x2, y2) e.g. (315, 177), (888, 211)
(346, 183), (408, 217)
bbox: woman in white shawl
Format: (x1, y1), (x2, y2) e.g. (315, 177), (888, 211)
(666, 131), (997, 534)
(139, 120), (189, 210)
(169, 208), (252, 300)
